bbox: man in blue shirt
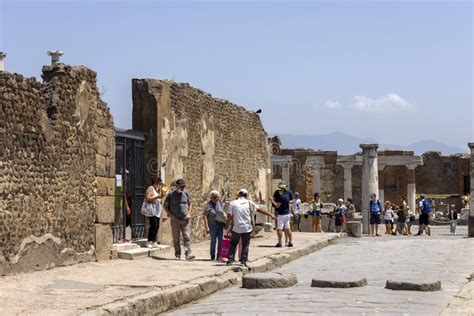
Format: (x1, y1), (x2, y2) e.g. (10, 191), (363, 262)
(416, 194), (432, 236)
(369, 193), (382, 236)
(270, 183), (294, 247)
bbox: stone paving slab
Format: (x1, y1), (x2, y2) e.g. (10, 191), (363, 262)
(0, 231), (342, 315)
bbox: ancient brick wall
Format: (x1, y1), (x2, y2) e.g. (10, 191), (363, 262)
(132, 79), (271, 245)
(0, 64), (115, 275)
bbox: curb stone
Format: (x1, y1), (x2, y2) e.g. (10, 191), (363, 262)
(82, 234), (342, 315)
(242, 272), (297, 289)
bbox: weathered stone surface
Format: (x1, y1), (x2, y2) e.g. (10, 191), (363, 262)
(95, 196), (114, 224)
(0, 66), (115, 274)
(96, 176), (115, 196)
(95, 224), (112, 261)
(345, 221), (362, 238)
(311, 276), (367, 288)
(242, 272), (297, 289)
(385, 279), (441, 291)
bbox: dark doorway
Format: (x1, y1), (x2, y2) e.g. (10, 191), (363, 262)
(113, 128), (146, 243)
(464, 175), (470, 195)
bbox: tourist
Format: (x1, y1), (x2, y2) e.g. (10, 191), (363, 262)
(292, 192), (303, 232)
(395, 204), (407, 235)
(226, 189), (275, 266)
(270, 183), (294, 247)
(144, 177), (163, 248)
(369, 193), (382, 236)
(346, 198), (356, 220)
(333, 199), (346, 233)
(406, 205), (415, 235)
(416, 194), (432, 236)
(308, 193), (324, 232)
(163, 178), (195, 260)
(383, 201), (394, 235)
(203, 190), (227, 261)
(448, 204), (458, 235)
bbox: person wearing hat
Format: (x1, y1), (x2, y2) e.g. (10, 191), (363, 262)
(163, 178), (195, 260)
(226, 189), (275, 267)
(270, 182), (294, 247)
(333, 198), (347, 233)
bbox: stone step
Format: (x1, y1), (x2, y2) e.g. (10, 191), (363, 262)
(118, 245), (169, 260)
(113, 243), (141, 252)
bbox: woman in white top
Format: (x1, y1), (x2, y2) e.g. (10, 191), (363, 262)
(383, 201), (394, 235)
(145, 177), (163, 248)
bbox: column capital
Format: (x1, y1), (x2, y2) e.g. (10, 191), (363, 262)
(360, 144), (379, 150)
(468, 142), (474, 149)
(406, 164), (417, 170)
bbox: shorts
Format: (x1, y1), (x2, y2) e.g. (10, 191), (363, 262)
(384, 219), (392, 225)
(277, 214), (291, 230)
(419, 213), (430, 225)
(370, 213), (381, 225)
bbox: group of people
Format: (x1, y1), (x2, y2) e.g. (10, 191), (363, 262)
(141, 177), (460, 267)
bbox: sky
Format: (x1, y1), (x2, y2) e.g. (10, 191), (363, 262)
(1, 0), (472, 149)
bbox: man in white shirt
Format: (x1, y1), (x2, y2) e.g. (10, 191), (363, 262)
(226, 189), (275, 267)
(293, 192), (302, 232)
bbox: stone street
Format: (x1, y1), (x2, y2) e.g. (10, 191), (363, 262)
(169, 226), (473, 315)
(0, 231), (341, 315)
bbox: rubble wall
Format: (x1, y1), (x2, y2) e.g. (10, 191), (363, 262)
(132, 79), (271, 245)
(0, 64), (115, 275)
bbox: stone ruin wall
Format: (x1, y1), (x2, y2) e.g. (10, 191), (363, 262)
(132, 79), (271, 245)
(0, 64), (115, 275)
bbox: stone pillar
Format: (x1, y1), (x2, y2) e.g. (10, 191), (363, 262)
(360, 144), (379, 234)
(47, 50), (64, 66)
(469, 143), (474, 237)
(282, 161), (291, 190)
(406, 165), (417, 215)
(0, 52), (6, 72)
(342, 164), (353, 201)
(312, 166), (322, 194)
(378, 165), (385, 204)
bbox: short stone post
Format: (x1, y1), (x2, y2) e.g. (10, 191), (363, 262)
(47, 50), (64, 66)
(282, 161), (291, 190)
(360, 144), (379, 234)
(469, 143), (474, 237)
(0, 52), (6, 72)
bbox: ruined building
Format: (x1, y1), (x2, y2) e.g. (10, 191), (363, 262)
(132, 79), (272, 245)
(0, 62), (115, 275)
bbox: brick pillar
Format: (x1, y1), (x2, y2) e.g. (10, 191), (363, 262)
(378, 165), (385, 204)
(342, 164), (353, 201)
(406, 165), (416, 215)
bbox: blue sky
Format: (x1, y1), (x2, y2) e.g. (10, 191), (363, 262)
(1, 0), (472, 149)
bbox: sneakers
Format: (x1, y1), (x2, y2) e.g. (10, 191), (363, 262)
(287, 243), (293, 247)
(240, 261), (248, 267)
(185, 254), (195, 260)
(151, 242), (159, 248)
(226, 260), (233, 266)
(146, 242), (153, 249)
(275, 243), (282, 248)
(175, 255), (181, 260)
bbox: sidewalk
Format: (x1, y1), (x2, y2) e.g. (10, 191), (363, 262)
(0, 231), (343, 315)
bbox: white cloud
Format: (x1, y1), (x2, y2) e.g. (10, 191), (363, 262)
(353, 93), (415, 111)
(323, 100), (342, 109)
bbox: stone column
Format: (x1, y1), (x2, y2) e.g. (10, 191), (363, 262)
(378, 165), (385, 204)
(0, 52), (6, 72)
(312, 166), (322, 194)
(406, 165), (417, 215)
(47, 50), (64, 66)
(469, 143), (474, 237)
(360, 144), (379, 234)
(282, 161), (291, 190)
(342, 164), (353, 201)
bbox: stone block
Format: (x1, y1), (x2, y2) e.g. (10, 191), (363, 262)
(96, 176), (115, 196)
(311, 277), (367, 288)
(242, 272), (297, 289)
(385, 279), (441, 291)
(346, 221), (362, 238)
(95, 224), (112, 261)
(96, 154), (107, 177)
(95, 196), (114, 223)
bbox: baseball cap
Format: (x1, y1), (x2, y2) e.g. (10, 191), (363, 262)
(176, 179), (186, 187)
(239, 188), (248, 195)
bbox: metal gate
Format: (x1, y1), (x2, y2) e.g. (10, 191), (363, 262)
(113, 128), (146, 243)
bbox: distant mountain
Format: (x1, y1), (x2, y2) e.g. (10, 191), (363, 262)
(274, 132), (467, 155)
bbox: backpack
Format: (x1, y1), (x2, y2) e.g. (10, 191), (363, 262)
(369, 200), (382, 214)
(421, 199), (432, 214)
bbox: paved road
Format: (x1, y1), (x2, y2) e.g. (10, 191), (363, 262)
(169, 226), (473, 315)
